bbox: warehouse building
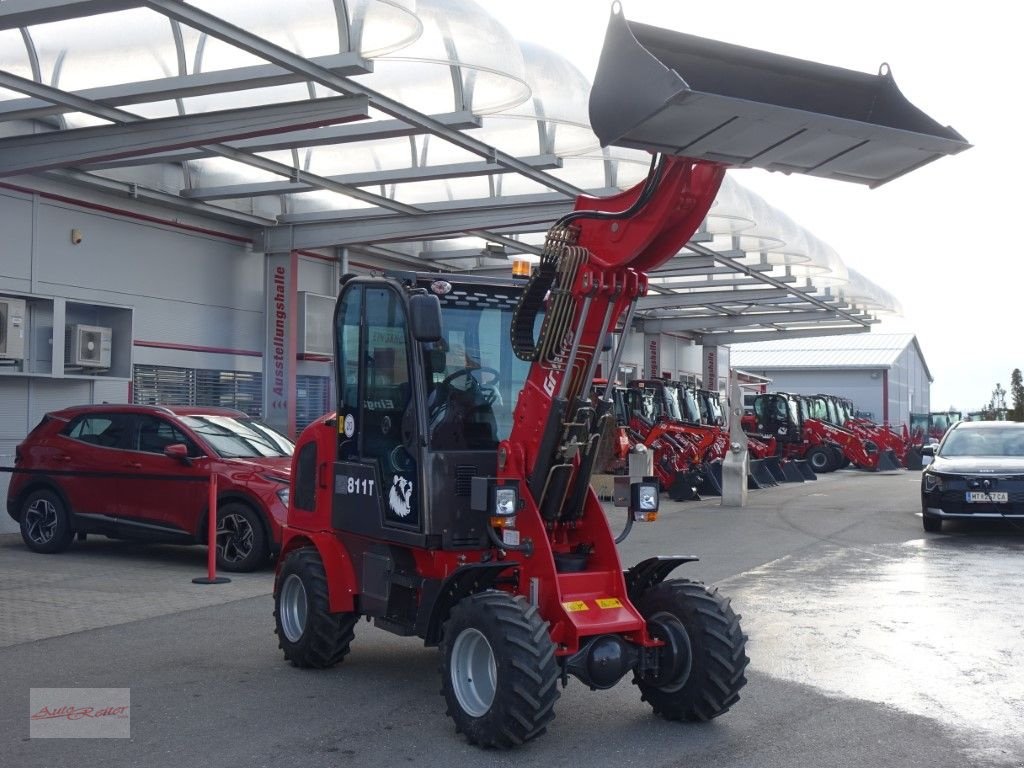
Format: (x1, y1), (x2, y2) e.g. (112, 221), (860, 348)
(729, 333), (932, 430)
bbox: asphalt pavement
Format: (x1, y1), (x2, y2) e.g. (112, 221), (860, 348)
(1, 469), (1023, 767)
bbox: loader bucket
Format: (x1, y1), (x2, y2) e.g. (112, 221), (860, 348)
(590, 6), (970, 187)
(667, 469), (702, 501)
(904, 446), (924, 471)
(700, 461), (723, 496)
(779, 461), (806, 482)
(795, 460), (818, 481)
(759, 455), (787, 483)
(749, 459), (778, 488)
(876, 449), (902, 472)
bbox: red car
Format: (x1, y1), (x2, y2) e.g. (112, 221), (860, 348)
(6, 404), (294, 572)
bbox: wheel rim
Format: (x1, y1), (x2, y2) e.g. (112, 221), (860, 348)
(811, 452), (828, 470)
(24, 498), (58, 544)
(216, 512), (254, 563)
(648, 611), (693, 692)
(278, 573), (308, 642)
(450, 627), (497, 718)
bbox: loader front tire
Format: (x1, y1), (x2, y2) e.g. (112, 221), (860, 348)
(274, 548), (357, 669)
(634, 579), (748, 721)
(440, 591), (560, 748)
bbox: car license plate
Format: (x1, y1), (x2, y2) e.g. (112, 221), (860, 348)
(965, 491), (1009, 503)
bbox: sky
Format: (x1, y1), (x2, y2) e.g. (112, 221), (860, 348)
(474, 0), (1021, 413)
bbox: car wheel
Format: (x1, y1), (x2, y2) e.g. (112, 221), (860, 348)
(274, 547), (358, 668)
(440, 591), (560, 748)
(20, 488), (74, 554)
(806, 446), (834, 473)
(215, 502), (268, 572)
(922, 510), (943, 533)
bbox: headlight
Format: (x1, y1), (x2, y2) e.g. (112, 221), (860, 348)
(923, 473), (943, 493)
(630, 479), (660, 521)
(494, 487), (518, 516)
(638, 487), (658, 510)
(276, 487), (290, 506)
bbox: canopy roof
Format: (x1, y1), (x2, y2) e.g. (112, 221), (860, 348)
(0, 0), (905, 344)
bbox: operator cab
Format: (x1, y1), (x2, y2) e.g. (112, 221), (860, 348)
(331, 273), (536, 549)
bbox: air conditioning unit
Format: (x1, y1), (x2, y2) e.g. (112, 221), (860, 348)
(0, 296), (26, 361)
(66, 324), (112, 369)
(298, 292), (334, 356)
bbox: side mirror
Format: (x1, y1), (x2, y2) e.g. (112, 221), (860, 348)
(164, 443), (192, 464)
(410, 293), (443, 342)
(919, 444), (936, 457)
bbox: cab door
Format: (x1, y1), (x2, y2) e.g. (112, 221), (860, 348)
(334, 282), (422, 538)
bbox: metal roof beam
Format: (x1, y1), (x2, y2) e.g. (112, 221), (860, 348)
(640, 309), (840, 333)
(180, 154), (561, 200)
(649, 274), (796, 292)
(256, 197), (574, 252)
(0, 0), (142, 29)
(0, 53), (372, 123)
(42, 168), (274, 226)
(83, 111), (481, 169)
(142, 0), (585, 198)
(638, 288), (790, 310)
(0, 90), (369, 177)
(699, 325), (872, 346)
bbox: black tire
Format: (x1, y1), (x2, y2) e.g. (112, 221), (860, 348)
(806, 446), (834, 474)
(215, 502), (269, 572)
(633, 579), (748, 721)
(922, 510), (943, 533)
(829, 446), (846, 470)
(274, 548), (358, 668)
(440, 591), (560, 748)
(19, 488), (74, 554)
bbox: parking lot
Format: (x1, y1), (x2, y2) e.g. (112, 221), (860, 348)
(2, 469), (1023, 768)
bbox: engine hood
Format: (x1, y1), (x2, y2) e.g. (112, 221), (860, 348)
(929, 455), (1024, 475)
(220, 455), (292, 481)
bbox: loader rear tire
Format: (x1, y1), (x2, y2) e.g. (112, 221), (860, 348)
(440, 591), (560, 748)
(634, 579), (748, 722)
(274, 548), (358, 669)
(806, 446), (834, 474)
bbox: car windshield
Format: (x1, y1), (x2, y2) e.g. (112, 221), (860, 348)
(940, 427), (1024, 457)
(180, 415), (294, 458)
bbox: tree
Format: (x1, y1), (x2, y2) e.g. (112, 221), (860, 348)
(982, 382), (1007, 420)
(1010, 368), (1024, 422)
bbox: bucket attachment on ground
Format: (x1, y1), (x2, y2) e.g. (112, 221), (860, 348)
(749, 459), (778, 488)
(700, 461), (723, 496)
(795, 460), (818, 481)
(759, 455), (787, 483)
(777, 461), (804, 482)
(904, 446), (923, 471)
(876, 449), (903, 472)
(590, 7), (970, 187)
(667, 469), (702, 501)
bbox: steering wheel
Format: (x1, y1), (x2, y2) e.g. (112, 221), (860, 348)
(441, 366), (500, 391)
(441, 366), (503, 406)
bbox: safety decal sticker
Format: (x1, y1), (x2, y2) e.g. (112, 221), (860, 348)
(595, 598), (622, 609)
(561, 600), (589, 612)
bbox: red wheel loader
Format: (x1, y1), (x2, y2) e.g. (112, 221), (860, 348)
(272, 5), (967, 748)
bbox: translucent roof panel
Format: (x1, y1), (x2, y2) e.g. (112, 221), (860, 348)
(189, 0), (421, 61)
(476, 42), (598, 157)
(0, 30), (34, 103)
(365, 0), (529, 115)
(26, 9), (178, 93)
